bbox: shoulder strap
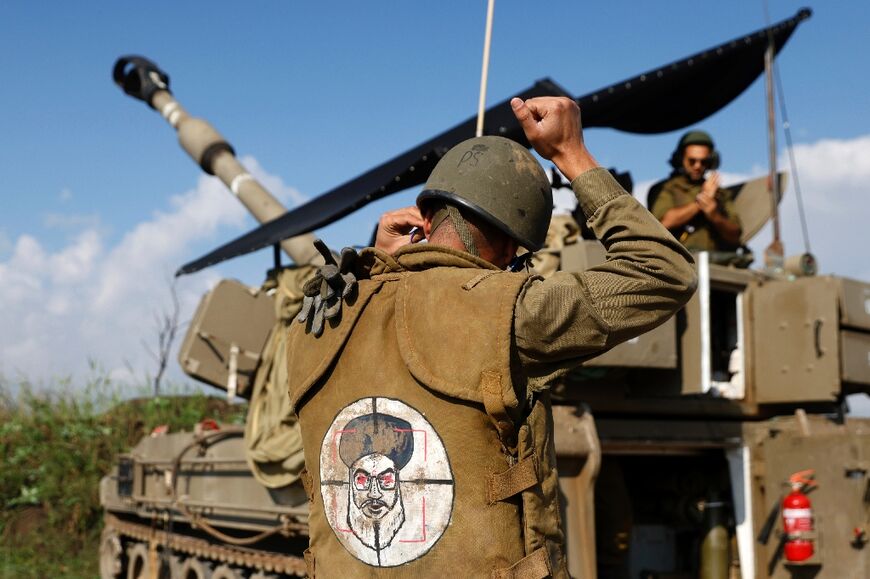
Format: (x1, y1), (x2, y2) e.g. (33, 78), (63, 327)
(491, 547), (551, 579)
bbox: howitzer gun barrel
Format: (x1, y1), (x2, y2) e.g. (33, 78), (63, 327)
(113, 55), (320, 267)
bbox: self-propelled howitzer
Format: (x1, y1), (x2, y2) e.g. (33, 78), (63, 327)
(102, 10), (870, 578)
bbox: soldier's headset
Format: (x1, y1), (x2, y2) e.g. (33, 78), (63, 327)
(669, 130), (720, 173)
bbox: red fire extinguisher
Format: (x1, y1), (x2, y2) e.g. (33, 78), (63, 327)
(781, 469), (816, 562)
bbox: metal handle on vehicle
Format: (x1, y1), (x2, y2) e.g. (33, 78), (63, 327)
(813, 319), (823, 358)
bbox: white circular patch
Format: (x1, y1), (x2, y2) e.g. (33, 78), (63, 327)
(319, 397), (454, 567)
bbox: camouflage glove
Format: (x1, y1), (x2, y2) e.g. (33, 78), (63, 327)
(296, 239), (359, 336)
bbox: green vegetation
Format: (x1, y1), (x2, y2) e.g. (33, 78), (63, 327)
(0, 374), (246, 578)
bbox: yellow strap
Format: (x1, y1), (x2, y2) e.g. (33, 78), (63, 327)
(481, 370), (515, 445)
(487, 455), (539, 504)
(491, 547), (551, 579)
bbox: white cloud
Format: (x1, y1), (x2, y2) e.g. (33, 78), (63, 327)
(751, 135), (870, 281)
(50, 229), (101, 285)
(0, 156), (304, 391)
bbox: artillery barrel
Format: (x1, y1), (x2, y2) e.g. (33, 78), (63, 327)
(113, 55), (319, 266)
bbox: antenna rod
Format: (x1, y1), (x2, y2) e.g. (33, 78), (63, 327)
(475, 0), (496, 137)
(763, 39), (784, 270)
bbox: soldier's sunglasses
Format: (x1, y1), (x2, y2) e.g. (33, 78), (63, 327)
(686, 157), (713, 168)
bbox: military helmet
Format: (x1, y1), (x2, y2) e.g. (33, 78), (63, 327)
(417, 136), (552, 251)
(669, 130), (720, 170)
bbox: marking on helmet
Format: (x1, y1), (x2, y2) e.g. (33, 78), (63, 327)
(458, 144), (488, 168)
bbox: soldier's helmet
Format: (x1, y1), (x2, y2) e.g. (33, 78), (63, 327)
(670, 130), (720, 170)
(678, 130), (715, 150)
(417, 136), (552, 251)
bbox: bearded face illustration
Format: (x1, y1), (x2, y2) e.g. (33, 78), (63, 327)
(347, 453), (405, 549)
(321, 397), (454, 567)
(338, 413), (414, 552)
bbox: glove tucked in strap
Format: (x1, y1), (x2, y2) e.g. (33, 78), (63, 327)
(296, 239), (359, 337)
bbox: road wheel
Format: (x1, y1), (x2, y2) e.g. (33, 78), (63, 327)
(179, 557), (214, 579)
(126, 543), (150, 579)
(99, 527), (125, 578)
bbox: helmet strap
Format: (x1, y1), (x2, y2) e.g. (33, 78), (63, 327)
(446, 204), (479, 257)
(429, 207), (450, 236)
(428, 203), (480, 258)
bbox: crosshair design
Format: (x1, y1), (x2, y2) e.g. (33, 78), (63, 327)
(319, 397), (454, 567)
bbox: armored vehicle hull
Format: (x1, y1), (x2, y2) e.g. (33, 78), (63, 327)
(100, 427), (309, 578)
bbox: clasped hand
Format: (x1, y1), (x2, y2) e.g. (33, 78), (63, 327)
(695, 172), (721, 218)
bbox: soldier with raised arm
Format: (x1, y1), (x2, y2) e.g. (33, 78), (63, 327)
(286, 97), (696, 578)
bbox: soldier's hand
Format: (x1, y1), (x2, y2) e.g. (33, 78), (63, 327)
(696, 192), (717, 217)
(511, 96), (599, 180)
(701, 172), (720, 197)
(374, 206), (425, 254)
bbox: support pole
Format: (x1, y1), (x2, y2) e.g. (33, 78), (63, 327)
(763, 42), (784, 271)
(475, 0), (496, 137)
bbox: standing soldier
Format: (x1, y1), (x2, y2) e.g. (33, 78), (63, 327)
(286, 97), (696, 578)
(648, 131), (742, 256)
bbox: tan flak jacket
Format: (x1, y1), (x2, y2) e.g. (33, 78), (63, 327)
(286, 168), (696, 578)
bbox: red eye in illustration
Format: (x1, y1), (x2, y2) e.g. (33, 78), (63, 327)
(354, 470), (370, 490)
(378, 469), (396, 490)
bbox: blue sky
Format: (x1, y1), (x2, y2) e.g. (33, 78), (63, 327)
(1, 1), (869, 390)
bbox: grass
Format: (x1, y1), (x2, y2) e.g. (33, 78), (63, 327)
(0, 374), (247, 578)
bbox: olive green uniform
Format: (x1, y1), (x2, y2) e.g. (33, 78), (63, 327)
(288, 168), (696, 577)
(650, 174), (741, 251)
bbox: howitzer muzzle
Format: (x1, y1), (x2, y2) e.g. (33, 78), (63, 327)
(113, 54), (322, 269)
(113, 55), (171, 107)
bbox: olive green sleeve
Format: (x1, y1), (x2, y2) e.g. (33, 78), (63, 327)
(514, 168), (697, 390)
(719, 189), (742, 228)
(650, 184), (676, 220)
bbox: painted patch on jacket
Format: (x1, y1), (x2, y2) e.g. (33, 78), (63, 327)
(319, 397), (454, 567)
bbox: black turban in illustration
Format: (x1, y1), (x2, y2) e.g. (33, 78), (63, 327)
(339, 413), (414, 469)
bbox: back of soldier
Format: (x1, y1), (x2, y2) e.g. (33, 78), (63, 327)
(288, 265), (561, 577)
